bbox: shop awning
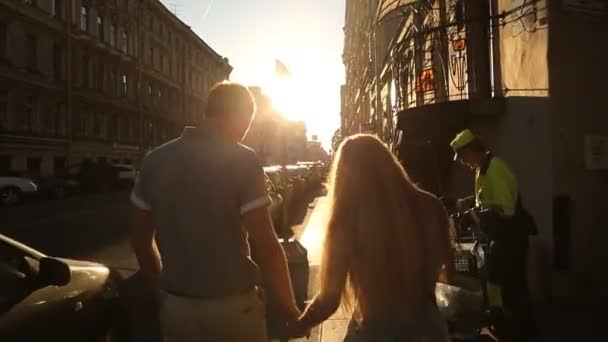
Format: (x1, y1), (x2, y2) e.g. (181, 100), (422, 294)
(376, 0), (418, 23)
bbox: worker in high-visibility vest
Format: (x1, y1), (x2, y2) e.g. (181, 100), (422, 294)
(451, 129), (536, 339)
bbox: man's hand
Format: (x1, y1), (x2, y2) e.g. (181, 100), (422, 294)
(130, 206), (162, 303)
(243, 206), (300, 321)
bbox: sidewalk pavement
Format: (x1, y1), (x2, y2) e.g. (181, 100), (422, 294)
(285, 195), (350, 342)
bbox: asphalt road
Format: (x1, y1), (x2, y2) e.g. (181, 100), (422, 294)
(0, 191), (136, 272)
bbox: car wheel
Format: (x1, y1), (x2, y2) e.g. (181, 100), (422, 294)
(0, 187), (22, 206)
(52, 186), (68, 200)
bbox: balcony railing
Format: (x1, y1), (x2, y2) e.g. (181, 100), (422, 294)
(389, 1), (493, 112)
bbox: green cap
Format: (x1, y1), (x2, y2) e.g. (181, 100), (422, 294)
(450, 129), (476, 160)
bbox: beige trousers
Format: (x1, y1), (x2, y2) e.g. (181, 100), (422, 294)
(160, 289), (267, 342)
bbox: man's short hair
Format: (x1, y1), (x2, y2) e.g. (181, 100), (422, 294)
(205, 82), (256, 120)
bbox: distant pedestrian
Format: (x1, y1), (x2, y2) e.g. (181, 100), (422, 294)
(130, 82), (302, 342)
(288, 134), (455, 341)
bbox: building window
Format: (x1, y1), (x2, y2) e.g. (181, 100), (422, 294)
(82, 55), (90, 88)
(43, 105), (56, 135)
(26, 157), (41, 175)
(110, 24), (116, 47)
(22, 96), (38, 132)
(97, 16), (104, 41)
(26, 34), (37, 71)
(0, 155), (11, 173)
(121, 31), (128, 54)
(107, 65), (116, 95)
(76, 111), (90, 137)
(93, 113), (103, 137)
(108, 114), (118, 138)
(148, 84), (152, 97)
(149, 16), (153, 30)
(53, 43), (62, 81)
(52, 0), (63, 18)
(0, 23), (6, 60)
(121, 73), (128, 96)
(23, 96), (33, 131)
(80, 6), (88, 32)
(118, 116), (126, 140)
(0, 91), (8, 131)
(53, 157), (66, 175)
(55, 102), (66, 136)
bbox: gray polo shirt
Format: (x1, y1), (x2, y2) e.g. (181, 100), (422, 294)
(131, 127), (271, 298)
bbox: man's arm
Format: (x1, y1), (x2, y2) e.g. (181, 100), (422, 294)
(130, 205), (162, 299)
(243, 206), (300, 321)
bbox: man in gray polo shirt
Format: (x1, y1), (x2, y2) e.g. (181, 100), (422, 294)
(130, 82), (302, 341)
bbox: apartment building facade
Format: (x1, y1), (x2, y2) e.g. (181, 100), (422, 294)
(0, 0), (231, 175)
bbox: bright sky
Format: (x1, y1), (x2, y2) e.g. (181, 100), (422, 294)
(160, 0), (345, 150)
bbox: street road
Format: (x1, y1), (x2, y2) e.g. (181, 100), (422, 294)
(1, 191), (136, 272)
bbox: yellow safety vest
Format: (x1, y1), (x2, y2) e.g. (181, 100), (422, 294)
(475, 155), (518, 217)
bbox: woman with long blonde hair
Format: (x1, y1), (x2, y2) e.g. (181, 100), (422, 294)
(291, 134), (455, 341)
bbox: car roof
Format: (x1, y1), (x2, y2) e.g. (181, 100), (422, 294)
(0, 234), (46, 260)
(263, 166), (282, 173)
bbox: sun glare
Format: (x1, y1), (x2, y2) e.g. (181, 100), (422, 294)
(258, 53), (343, 150)
(265, 78), (304, 122)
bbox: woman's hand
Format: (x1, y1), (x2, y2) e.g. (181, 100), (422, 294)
(285, 318), (311, 339)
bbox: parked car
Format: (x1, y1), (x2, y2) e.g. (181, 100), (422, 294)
(111, 164), (137, 188)
(264, 173), (288, 234)
(0, 234), (124, 341)
(10, 171), (80, 200)
(285, 165), (309, 198)
(0, 174), (38, 206)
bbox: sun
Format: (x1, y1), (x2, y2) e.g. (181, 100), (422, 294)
(264, 78), (305, 122)
(259, 62), (341, 150)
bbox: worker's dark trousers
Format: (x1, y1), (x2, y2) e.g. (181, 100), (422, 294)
(488, 235), (536, 340)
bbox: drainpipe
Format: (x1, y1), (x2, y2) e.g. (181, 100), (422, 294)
(66, 0), (73, 163)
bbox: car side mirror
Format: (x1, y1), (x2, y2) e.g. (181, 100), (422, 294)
(38, 257), (71, 287)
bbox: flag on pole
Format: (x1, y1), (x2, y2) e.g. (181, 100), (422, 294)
(276, 59), (293, 79)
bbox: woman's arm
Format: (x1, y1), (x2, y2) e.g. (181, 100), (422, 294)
(298, 290), (343, 328)
(297, 223), (349, 331)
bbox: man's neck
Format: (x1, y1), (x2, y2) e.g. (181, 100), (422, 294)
(199, 120), (235, 144)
